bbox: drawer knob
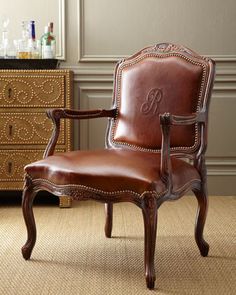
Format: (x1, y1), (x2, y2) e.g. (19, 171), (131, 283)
(8, 161), (12, 174)
(9, 125), (13, 136)
(8, 88), (12, 98)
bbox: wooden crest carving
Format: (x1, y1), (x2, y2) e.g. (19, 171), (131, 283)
(141, 43), (199, 57)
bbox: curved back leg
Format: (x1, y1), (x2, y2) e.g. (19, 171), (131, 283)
(21, 180), (37, 260)
(193, 186), (209, 257)
(104, 203), (113, 238)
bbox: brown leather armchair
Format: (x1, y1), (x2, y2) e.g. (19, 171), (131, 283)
(21, 43), (215, 289)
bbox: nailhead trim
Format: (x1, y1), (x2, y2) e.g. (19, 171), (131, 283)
(111, 52), (208, 154)
(0, 150), (65, 182)
(0, 70), (72, 189)
(26, 175), (201, 200)
(0, 75), (64, 107)
(28, 175), (164, 199)
(0, 113), (65, 144)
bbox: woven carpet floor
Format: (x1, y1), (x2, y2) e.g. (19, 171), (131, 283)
(0, 196), (235, 295)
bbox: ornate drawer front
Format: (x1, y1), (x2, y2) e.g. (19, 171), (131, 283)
(0, 150), (64, 189)
(0, 113), (65, 145)
(0, 75), (65, 107)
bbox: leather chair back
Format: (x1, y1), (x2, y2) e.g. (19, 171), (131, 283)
(107, 43), (214, 154)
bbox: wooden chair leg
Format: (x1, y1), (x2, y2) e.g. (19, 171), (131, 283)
(193, 187), (209, 257)
(21, 185), (37, 260)
(142, 194), (158, 289)
(104, 203), (113, 238)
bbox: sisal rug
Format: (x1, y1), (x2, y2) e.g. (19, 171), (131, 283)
(0, 196), (235, 295)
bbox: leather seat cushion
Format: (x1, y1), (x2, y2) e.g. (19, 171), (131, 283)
(25, 149), (200, 196)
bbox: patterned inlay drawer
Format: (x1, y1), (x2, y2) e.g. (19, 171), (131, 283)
(0, 149), (65, 189)
(0, 74), (65, 107)
(0, 112), (65, 145)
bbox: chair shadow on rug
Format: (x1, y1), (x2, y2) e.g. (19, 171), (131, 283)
(21, 43), (215, 289)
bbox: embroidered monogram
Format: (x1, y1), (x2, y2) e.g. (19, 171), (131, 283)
(141, 88), (163, 115)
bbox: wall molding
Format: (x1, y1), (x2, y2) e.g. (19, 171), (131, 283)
(78, 87), (113, 150)
(62, 66), (114, 82)
(57, 0), (66, 60)
(77, 0), (83, 63)
(209, 55), (236, 62)
(206, 158), (236, 176)
(79, 54), (236, 63)
(77, 0), (236, 63)
(61, 65), (236, 84)
(207, 170), (236, 176)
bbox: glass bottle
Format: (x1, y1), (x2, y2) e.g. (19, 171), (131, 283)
(2, 29), (8, 58)
(48, 22), (56, 58)
(18, 21), (30, 59)
(28, 20), (40, 59)
(41, 24), (56, 59)
(1, 17), (9, 58)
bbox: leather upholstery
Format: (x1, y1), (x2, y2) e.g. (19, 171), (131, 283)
(110, 55), (207, 153)
(25, 149), (200, 196)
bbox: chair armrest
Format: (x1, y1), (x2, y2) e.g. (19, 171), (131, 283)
(46, 108), (117, 121)
(159, 111), (206, 193)
(43, 108), (117, 158)
(166, 111), (206, 125)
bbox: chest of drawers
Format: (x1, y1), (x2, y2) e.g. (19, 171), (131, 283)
(0, 69), (73, 206)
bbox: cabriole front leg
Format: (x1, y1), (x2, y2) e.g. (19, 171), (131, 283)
(193, 187), (209, 257)
(142, 193), (158, 289)
(21, 182), (37, 260)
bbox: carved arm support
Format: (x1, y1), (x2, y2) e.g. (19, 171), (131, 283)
(43, 108), (117, 158)
(159, 111), (207, 193)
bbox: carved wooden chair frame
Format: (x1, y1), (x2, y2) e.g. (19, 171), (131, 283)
(21, 43), (215, 289)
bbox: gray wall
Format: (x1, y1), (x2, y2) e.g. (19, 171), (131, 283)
(63, 0), (236, 195)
